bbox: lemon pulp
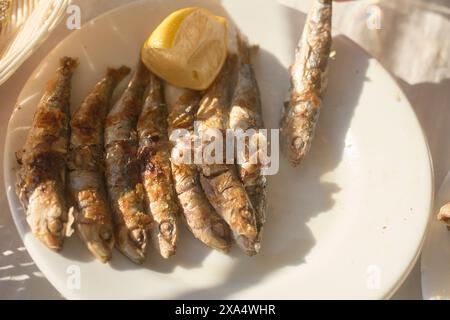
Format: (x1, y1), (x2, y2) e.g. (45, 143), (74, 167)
(141, 7), (228, 90)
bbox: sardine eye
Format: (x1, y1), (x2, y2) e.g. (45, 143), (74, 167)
(159, 221), (173, 238)
(100, 228), (112, 242)
(48, 220), (63, 234)
(253, 242), (261, 253)
(130, 229), (145, 245)
(292, 137), (305, 151)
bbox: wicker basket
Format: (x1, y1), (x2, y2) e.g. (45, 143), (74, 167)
(0, 0), (69, 85)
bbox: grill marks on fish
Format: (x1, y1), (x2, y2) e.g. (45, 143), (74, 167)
(137, 73), (179, 259)
(197, 55), (259, 256)
(104, 61), (151, 264)
(168, 90), (232, 253)
(280, 0), (332, 166)
(16, 56), (78, 251)
(230, 35), (266, 253)
(68, 66), (130, 263)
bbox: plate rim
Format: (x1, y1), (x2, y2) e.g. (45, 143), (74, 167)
(378, 65), (435, 299)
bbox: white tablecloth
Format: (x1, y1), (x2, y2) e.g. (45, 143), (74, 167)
(0, 0), (448, 299)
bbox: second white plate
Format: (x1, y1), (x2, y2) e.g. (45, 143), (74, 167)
(422, 172), (450, 300)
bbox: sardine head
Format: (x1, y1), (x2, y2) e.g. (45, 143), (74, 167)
(26, 185), (66, 252)
(77, 223), (114, 263)
(235, 235), (261, 257)
(115, 227), (148, 264)
(155, 220), (178, 259)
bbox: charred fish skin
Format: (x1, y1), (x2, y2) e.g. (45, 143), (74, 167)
(68, 66), (130, 263)
(230, 34), (267, 248)
(168, 90), (233, 253)
(105, 61), (150, 142)
(71, 66), (131, 146)
(104, 61), (151, 264)
(197, 56), (259, 256)
(16, 57), (78, 252)
(137, 73), (179, 259)
(280, 0), (332, 166)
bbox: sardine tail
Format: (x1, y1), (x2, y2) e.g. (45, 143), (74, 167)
(236, 32), (250, 64)
(60, 56), (79, 72)
(107, 65), (131, 83)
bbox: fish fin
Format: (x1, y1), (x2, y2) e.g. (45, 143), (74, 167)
(236, 32), (260, 63)
(135, 59), (151, 82)
(249, 45), (260, 58)
(225, 52), (239, 73)
(60, 56), (79, 71)
(107, 65), (131, 83)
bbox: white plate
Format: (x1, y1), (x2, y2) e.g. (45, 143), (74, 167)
(3, 0), (433, 299)
(422, 172), (450, 299)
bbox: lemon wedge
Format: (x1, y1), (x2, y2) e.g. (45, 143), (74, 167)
(141, 7), (228, 90)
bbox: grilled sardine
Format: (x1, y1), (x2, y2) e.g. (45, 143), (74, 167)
(137, 73), (179, 259)
(230, 35), (267, 250)
(280, 0), (332, 166)
(16, 57), (78, 251)
(168, 90), (232, 253)
(68, 66), (130, 263)
(104, 61), (151, 264)
(197, 55), (259, 256)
